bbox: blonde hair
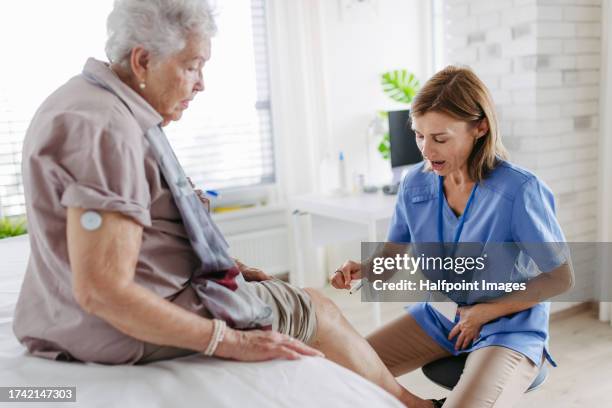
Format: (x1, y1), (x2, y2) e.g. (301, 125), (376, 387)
(411, 65), (508, 181)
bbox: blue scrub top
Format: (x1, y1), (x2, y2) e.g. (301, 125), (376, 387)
(387, 160), (567, 367)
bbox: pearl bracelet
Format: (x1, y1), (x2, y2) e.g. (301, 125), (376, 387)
(203, 319), (227, 356)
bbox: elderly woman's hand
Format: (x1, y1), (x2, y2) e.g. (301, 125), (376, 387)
(215, 329), (324, 361)
(187, 177), (210, 212)
(447, 304), (490, 350)
(234, 258), (273, 281)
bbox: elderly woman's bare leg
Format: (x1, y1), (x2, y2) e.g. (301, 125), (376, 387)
(304, 288), (432, 408)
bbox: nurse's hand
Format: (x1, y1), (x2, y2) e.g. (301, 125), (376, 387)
(330, 260), (362, 290)
(448, 304), (488, 350)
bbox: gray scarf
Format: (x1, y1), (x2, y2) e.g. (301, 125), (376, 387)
(144, 126), (273, 329)
(83, 72), (273, 330)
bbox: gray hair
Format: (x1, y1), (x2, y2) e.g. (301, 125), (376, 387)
(105, 0), (217, 70)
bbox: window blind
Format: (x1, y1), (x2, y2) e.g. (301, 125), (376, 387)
(0, 0), (275, 218)
(0, 93), (27, 218)
(165, 0), (276, 192)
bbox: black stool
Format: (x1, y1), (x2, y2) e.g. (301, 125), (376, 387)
(422, 353), (548, 391)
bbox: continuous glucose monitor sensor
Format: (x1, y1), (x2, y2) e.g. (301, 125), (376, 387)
(80, 210), (103, 231)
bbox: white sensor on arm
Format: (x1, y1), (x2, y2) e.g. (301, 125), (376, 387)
(80, 210), (103, 231)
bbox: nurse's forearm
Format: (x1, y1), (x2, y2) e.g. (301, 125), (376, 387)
(479, 263), (574, 322)
(478, 299), (539, 323)
(504, 262), (574, 302)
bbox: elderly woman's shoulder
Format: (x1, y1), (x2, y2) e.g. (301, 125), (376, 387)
(33, 75), (139, 139)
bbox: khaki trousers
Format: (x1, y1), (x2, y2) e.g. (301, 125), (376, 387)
(366, 314), (540, 408)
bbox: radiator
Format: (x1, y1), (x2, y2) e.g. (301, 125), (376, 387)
(225, 227), (290, 276)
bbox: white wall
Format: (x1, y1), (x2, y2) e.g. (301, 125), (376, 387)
(270, 0), (431, 200)
(269, 0), (432, 278)
(598, 0), (612, 323)
(443, 0), (602, 312)
(599, 0), (612, 244)
(317, 0), (432, 188)
(444, 0), (601, 243)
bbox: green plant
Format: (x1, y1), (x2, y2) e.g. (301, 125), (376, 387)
(0, 217), (27, 239)
(377, 69), (420, 160)
(376, 111), (391, 160)
(381, 69), (420, 104)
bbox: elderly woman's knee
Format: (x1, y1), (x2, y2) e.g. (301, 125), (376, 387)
(304, 288), (343, 327)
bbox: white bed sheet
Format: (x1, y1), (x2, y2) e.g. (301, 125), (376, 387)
(0, 236), (402, 408)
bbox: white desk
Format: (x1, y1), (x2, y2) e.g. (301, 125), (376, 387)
(290, 192), (398, 326)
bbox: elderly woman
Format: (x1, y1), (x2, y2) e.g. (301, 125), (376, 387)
(333, 66), (575, 407)
(11, 1), (436, 407)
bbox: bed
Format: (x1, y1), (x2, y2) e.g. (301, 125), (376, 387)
(0, 235), (403, 408)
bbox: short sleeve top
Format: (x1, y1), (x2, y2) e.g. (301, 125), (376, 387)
(13, 59), (203, 364)
(386, 160), (567, 366)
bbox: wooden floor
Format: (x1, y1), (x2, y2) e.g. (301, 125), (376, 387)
(323, 286), (612, 407)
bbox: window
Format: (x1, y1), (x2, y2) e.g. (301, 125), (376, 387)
(0, 0), (275, 218)
(165, 0), (275, 192)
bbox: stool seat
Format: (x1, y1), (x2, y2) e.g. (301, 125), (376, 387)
(422, 353), (548, 392)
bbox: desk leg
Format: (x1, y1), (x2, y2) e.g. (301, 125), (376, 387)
(368, 220), (382, 327)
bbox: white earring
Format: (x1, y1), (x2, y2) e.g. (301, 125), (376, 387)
(139, 82), (146, 90)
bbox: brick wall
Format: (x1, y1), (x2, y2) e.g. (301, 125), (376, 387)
(443, 0), (602, 303)
(444, 0), (601, 242)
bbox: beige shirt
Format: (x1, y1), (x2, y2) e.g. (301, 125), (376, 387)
(13, 58), (202, 364)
